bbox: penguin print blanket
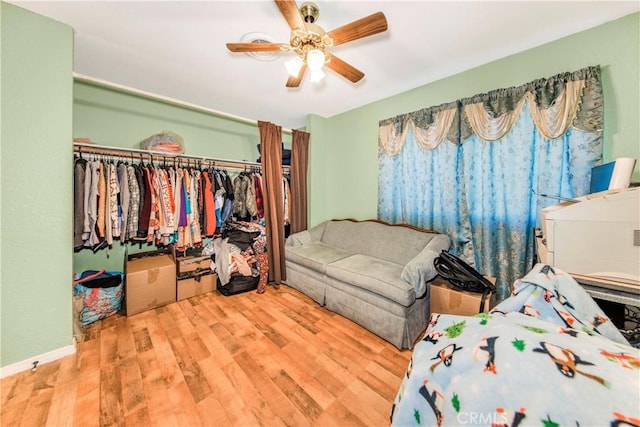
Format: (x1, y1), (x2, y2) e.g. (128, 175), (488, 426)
(391, 264), (640, 427)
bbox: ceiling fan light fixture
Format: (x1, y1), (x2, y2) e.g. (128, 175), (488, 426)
(310, 68), (325, 83)
(226, 1), (389, 88)
(285, 56), (304, 77)
(306, 48), (325, 71)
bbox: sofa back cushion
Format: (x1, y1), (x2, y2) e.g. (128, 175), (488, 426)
(320, 220), (439, 265)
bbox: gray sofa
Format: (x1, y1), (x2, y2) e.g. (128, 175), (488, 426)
(284, 219), (451, 349)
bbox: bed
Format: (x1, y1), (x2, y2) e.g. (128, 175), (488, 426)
(391, 264), (640, 427)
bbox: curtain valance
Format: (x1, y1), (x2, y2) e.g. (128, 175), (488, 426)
(378, 101), (458, 156)
(379, 66), (602, 155)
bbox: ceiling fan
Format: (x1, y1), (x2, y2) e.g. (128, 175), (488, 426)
(226, 1), (388, 87)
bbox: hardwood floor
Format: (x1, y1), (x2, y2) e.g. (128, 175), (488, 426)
(1, 285), (412, 426)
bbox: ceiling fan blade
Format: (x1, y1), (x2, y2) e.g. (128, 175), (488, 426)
(275, 0), (306, 30)
(226, 43), (289, 53)
(327, 12), (388, 46)
(286, 64), (307, 88)
(325, 54), (364, 83)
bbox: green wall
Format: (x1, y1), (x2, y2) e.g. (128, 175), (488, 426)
(1, 3), (74, 367)
(305, 114), (330, 227)
(74, 81), (268, 161)
(313, 12), (640, 225)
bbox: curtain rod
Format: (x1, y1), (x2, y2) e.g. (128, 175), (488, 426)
(73, 142), (289, 170)
(73, 72), (294, 134)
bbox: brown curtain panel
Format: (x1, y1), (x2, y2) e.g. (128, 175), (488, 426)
(290, 129), (310, 234)
(258, 121), (286, 284)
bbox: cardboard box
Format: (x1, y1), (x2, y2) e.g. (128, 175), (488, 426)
(176, 255), (213, 275)
(177, 273), (217, 301)
(126, 253), (176, 316)
(430, 276), (497, 316)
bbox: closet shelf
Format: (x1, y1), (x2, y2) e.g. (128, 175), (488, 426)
(73, 142), (289, 171)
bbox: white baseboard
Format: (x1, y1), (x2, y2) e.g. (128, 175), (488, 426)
(0, 344), (76, 379)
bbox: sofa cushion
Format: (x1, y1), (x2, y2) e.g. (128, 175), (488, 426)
(285, 241), (355, 274)
(320, 220), (440, 265)
(325, 254), (416, 307)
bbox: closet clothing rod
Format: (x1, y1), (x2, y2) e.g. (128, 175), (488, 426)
(73, 142), (288, 171)
(73, 72), (294, 134)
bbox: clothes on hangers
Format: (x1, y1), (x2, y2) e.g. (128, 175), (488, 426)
(283, 175), (291, 226)
(73, 152), (280, 253)
(73, 158), (87, 250)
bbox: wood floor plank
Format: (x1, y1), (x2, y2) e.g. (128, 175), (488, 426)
(53, 347), (81, 386)
(339, 378), (393, 426)
(168, 336), (213, 404)
(195, 395), (231, 426)
(315, 318), (382, 357)
(45, 355), (80, 427)
(19, 386), (55, 427)
(99, 323), (119, 368)
(72, 370), (100, 427)
(44, 380), (76, 427)
(359, 361), (402, 402)
(118, 356), (146, 416)
(238, 296), (290, 348)
(192, 322), (235, 368)
(132, 326), (154, 354)
(182, 331), (212, 363)
(1, 374), (20, 407)
(139, 370), (181, 426)
(224, 351), (286, 426)
(1, 285), (415, 427)
(210, 322), (243, 356)
(233, 343), (311, 426)
(116, 315), (138, 360)
(312, 366), (351, 398)
(190, 295), (219, 327)
(276, 344), (336, 410)
(144, 310), (183, 389)
(166, 380), (205, 427)
(1, 366), (36, 409)
(99, 366), (124, 426)
(374, 346), (412, 378)
(124, 405), (152, 427)
(134, 331), (160, 381)
(218, 362), (268, 426)
(313, 399), (368, 427)
(272, 368), (323, 424)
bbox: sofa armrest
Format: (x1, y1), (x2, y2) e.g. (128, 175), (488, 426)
(286, 230), (312, 247)
(401, 234), (451, 297)
(285, 221), (329, 247)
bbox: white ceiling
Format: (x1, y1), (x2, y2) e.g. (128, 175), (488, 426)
(10, 0), (640, 129)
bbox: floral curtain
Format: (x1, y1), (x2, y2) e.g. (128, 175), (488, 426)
(378, 66), (603, 299)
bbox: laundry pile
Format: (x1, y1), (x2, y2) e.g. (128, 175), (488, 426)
(212, 220), (269, 295)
